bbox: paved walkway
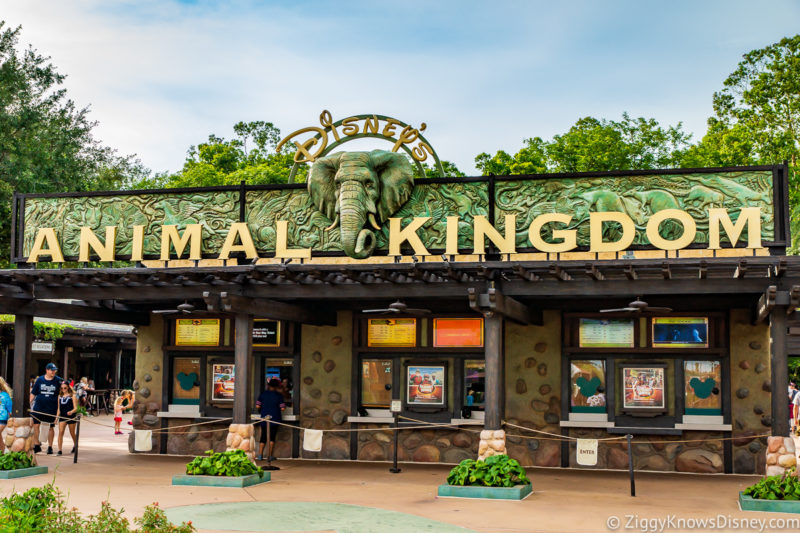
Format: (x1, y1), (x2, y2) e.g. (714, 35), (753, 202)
(0, 414), (793, 532)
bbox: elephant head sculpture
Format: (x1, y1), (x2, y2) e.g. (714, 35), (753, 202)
(308, 150), (414, 259)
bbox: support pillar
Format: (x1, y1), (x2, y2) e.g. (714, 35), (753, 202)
(479, 313), (506, 460)
(8, 315), (35, 461)
(229, 313), (254, 460)
(769, 306), (789, 437)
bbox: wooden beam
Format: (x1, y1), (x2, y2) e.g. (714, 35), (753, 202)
(661, 262), (672, 280)
(770, 305), (789, 437)
(233, 313), (252, 424)
(734, 260), (747, 279)
(549, 265), (571, 281)
(585, 263), (604, 281)
(0, 297), (150, 325)
(216, 292), (336, 326)
(483, 314), (504, 431)
(754, 286), (777, 324)
(699, 260), (707, 280)
(468, 287), (542, 325)
(624, 265), (638, 280)
(789, 286), (800, 316)
(12, 315), (32, 417)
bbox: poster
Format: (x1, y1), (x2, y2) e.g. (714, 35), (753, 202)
(212, 363), (235, 401)
(570, 360), (606, 411)
(652, 317), (708, 348)
(175, 319), (220, 346)
(433, 318), (484, 347)
(367, 318), (416, 347)
(579, 319), (634, 348)
(407, 365), (445, 405)
(623, 367), (665, 409)
(684, 360), (722, 414)
(253, 320), (280, 347)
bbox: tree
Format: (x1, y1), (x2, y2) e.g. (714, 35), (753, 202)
(475, 137), (548, 176)
(0, 22), (147, 265)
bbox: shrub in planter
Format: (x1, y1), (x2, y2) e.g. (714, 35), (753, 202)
(743, 468), (800, 500)
(446, 455), (530, 487)
(0, 451), (34, 471)
(185, 449), (264, 478)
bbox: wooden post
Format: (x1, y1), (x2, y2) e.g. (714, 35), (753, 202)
(484, 314), (504, 430)
(770, 306), (789, 437)
(12, 315), (32, 417)
(233, 313), (253, 424)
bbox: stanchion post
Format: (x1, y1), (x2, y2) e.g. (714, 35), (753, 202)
(626, 434), (635, 497)
(73, 415), (81, 464)
(263, 416), (279, 471)
(390, 414), (401, 473)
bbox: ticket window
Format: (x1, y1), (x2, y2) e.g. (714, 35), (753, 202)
(361, 359), (393, 409)
(463, 359), (486, 411)
(206, 357), (235, 415)
(171, 357), (201, 405)
(264, 358), (295, 410)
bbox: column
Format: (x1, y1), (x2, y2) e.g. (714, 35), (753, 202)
(769, 307), (789, 437)
(479, 313), (506, 460)
(233, 313), (253, 424)
(12, 315), (32, 417)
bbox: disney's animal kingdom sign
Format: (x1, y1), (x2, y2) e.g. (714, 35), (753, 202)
(15, 161), (783, 265)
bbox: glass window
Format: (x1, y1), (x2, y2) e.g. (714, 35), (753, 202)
(684, 360), (722, 415)
(464, 359), (485, 409)
(171, 357), (200, 405)
(570, 360), (606, 412)
(265, 358), (294, 406)
(361, 359), (393, 407)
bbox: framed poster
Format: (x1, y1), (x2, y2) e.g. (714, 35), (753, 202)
(570, 360), (606, 412)
(579, 319), (635, 348)
(253, 320), (280, 347)
(211, 363), (235, 401)
(407, 364), (445, 406)
(175, 319), (221, 346)
(684, 360), (722, 415)
(367, 318), (416, 347)
(433, 318), (484, 347)
(622, 365), (666, 412)
(652, 317), (708, 348)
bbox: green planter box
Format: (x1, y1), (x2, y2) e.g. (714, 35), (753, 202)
(172, 472), (270, 488)
(0, 466), (49, 479)
(437, 483), (532, 501)
(739, 493), (800, 514)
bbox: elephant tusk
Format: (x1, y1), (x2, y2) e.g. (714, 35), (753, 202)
(325, 215), (340, 231)
(368, 213), (381, 231)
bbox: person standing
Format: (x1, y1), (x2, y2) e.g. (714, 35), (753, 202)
(255, 378), (285, 461)
(790, 382), (800, 432)
(57, 383), (78, 455)
(113, 390), (133, 435)
(30, 363), (63, 454)
(0, 377), (12, 453)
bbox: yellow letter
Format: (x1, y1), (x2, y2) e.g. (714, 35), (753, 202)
(218, 222), (258, 260)
(275, 220), (311, 259)
(708, 207), (762, 249)
(363, 115), (379, 134)
(27, 228), (64, 263)
(389, 217), (431, 256)
(341, 117), (360, 136)
(445, 216), (460, 255)
(79, 226), (117, 262)
(589, 212), (635, 252)
(131, 225), (144, 262)
(645, 209), (697, 250)
(472, 215), (516, 255)
(528, 213), (577, 252)
(160, 224), (202, 260)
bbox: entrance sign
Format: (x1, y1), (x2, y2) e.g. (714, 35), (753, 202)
(367, 318), (416, 347)
(31, 341), (54, 353)
(175, 319), (220, 347)
(407, 365), (445, 405)
(252, 319), (280, 347)
(652, 317), (708, 348)
(576, 439), (598, 466)
(578, 319), (635, 348)
(433, 318), (484, 347)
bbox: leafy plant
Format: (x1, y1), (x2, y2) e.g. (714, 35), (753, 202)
(0, 451), (34, 470)
(446, 455), (530, 488)
(744, 468), (800, 500)
(185, 449), (263, 478)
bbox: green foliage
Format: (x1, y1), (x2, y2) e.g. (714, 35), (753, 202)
(744, 468), (800, 500)
(0, 483), (195, 532)
(0, 315), (75, 341)
(446, 455), (530, 488)
(185, 449), (264, 478)
(790, 357), (800, 384)
(0, 451), (33, 471)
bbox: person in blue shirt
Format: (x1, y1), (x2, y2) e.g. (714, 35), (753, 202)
(0, 376), (12, 453)
(30, 363), (63, 454)
(255, 378), (285, 461)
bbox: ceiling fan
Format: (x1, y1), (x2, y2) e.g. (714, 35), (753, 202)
(362, 300), (431, 316)
(152, 301), (196, 314)
(599, 296), (672, 314)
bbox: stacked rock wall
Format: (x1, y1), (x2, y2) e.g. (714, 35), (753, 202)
(226, 423), (255, 462)
(2, 418), (36, 463)
(356, 425), (479, 463)
(130, 315), (165, 454)
(765, 436), (798, 476)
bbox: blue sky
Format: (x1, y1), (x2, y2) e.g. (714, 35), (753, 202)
(3, 1), (799, 176)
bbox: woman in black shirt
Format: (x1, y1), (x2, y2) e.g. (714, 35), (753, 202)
(57, 383), (78, 455)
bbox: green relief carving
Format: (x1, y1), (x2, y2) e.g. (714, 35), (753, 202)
(495, 171), (774, 247)
(23, 191), (240, 257)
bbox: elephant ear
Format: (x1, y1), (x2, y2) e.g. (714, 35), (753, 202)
(370, 150), (414, 222)
(308, 153), (343, 221)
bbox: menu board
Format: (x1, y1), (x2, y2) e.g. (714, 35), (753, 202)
(652, 317), (708, 348)
(253, 320), (280, 347)
(212, 363), (235, 401)
(433, 318), (484, 347)
(175, 319), (220, 346)
(579, 319), (635, 348)
(367, 318), (417, 347)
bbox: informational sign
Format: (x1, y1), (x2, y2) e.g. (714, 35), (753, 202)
(390, 400), (402, 413)
(367, 318), (416, 347)
(31, 341), (54, 353)
(253, 319), (280, 347)
(211, 363), (235, 401)
(407, 365), (445, 405)
(622, 366), (665, 409)
(576, 439), (598, 466)
(175, 319), (220, 346)
(433, 318), (484, 347)
(579, 319), (634, 348)
(652, 317), (708, 348)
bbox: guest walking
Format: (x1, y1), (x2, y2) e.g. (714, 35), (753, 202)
(0, 377), (12, 453)
(57, 383), (78, 455)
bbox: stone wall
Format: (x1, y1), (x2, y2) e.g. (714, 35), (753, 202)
(3, 417), (36, 462)
(299, 311), (352, 459)
(130, 315), (164, 453)
(765, 436), (798, 476)
(356, 424), (479, 463)
(729, 308), (771, 474)
(504, 310), (562, 467)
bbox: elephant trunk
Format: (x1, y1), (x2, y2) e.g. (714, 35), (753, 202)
(339, 183), (376, 259)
